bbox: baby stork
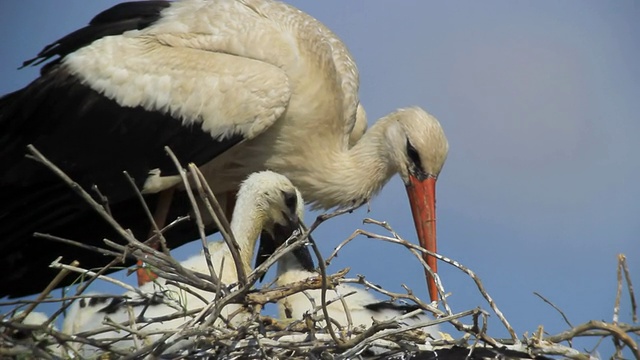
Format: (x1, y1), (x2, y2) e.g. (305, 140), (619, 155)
(61, 171), (302, 356)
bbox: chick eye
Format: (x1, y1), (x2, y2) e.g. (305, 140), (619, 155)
(406, 140), (421, 167)
(282, 191), (297, 212)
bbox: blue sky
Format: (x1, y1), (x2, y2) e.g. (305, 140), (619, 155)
(1, 1), (638, 357)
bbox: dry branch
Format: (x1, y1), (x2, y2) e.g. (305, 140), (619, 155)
(2, 146), (637, 359)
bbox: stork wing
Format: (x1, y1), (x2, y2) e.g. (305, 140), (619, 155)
(0, 3), (290, 297)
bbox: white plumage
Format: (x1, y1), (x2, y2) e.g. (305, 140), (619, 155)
(61, 171), (302, 356)
(1, 0), (447, 300)
(267, 176), (439, 335)
(276, 250), (439, 334)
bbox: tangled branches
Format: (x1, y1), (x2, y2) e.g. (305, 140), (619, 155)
(0, 147), (638, 359)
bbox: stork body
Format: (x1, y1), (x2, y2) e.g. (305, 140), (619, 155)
(253, 187), (438, 333)
(1, 0), (448, 299)
(60, 171), (302, 356)
(275, 247), (438, 332)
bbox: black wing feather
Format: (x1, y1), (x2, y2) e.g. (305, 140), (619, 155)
(363, 301), (421, 314)
(21, 1), (171, 71)
(0, 1), (248, 298)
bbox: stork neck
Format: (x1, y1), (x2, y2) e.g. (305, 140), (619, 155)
(302, 120), (397, 210)
(228, 195), (265, 275)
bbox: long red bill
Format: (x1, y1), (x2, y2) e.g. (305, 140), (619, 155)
(406, 176), (439, 302)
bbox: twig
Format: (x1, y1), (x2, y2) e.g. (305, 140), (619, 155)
(305, 229), (344, 346)
(341, 276), (442, 318)
(619, 254), (638, 323)
(34, 233), (122, 258)
(248, 231), (307, 285)
(14, 259), (80, 323)
(164, 147), (223, 289)
(102, 233), (220, 293)
(49, 258), (140, 295)
(25, 145), (142, 253)
(189, 163), (247, 286)
(90, 184), (111, 216)
(0, 294), (123, 307)
(2, 321), (131, 356)
(533, 292), (574, 328)
(46, 256), (127, 329)
(338, 309), (479, 359)
(246, 268), (350, 305)
(362, 218), (451, 312)
(308, 203), (362, 234)
(615, 255), (624, 325)
(340, 227), (518, 342)
(544, 320), (640, 360)
(327, 219), (452, 314)
(122, 171), (170, 254)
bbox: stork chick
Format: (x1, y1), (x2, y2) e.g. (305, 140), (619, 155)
(61, 171), (302, 356)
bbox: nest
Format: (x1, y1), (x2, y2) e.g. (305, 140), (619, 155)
(1, 146), (638, 359)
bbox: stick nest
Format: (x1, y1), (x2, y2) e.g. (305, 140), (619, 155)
(1, 147), (638, 359)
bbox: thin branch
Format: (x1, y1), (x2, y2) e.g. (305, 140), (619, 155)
(122, 171), (169, 254)
(337, 309), (479, 359)
(189, 163), (247, 287)
(46, 256), (126, 328)
(13, 259), (79, 323)
(619, 254), (638, 323)
(305, 225), (345, 346)
(26, 145), (141, 251)
(544, 320), (639, 360)
(34, 233), (122, 258)
(533, 292), (573, 328)
(615, 254), (624, 325)
(49, 258), (140, 295)
(246, 268), (350, 305)
(163, 147), (223, 289)
(362, 218), (451, 312)
(91, 184), (111, 216)
(340, 227), (518, 341)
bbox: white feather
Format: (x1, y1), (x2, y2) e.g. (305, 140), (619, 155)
(276, 256), (439, 335)
(275, 181), (440, 336)
(62, 0), (448, 212)
(61, 171), (301, 356)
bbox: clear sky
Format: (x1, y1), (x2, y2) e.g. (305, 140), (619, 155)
(1, 1), (638, 357)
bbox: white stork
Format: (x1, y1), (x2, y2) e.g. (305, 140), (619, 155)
(265, 241), (438, 335)
(274, 248), (439, 333)
(1, 312), (54, 356)
(60, 171), (302, 356)
(0, 0), (448, 300)
(252, 187), (439, 336)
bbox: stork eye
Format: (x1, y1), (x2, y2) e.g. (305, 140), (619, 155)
(406, 140), (421, 167)
(282, 191), (297, 212)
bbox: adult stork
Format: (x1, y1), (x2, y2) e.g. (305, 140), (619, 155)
(0, 0), (448, 299)
(60, 171), (302, 356)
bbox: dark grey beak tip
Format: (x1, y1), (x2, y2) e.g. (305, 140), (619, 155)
(290, 214), (300, 227)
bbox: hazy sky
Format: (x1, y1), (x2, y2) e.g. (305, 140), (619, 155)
(1, 1), (638, 357)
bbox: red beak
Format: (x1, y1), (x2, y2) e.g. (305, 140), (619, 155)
(406, 176), (439, 302)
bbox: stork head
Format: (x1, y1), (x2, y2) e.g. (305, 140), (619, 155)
(383, 107), (449, 303)
(240, 171), (306, 276)
(236, 171), (303, 234)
